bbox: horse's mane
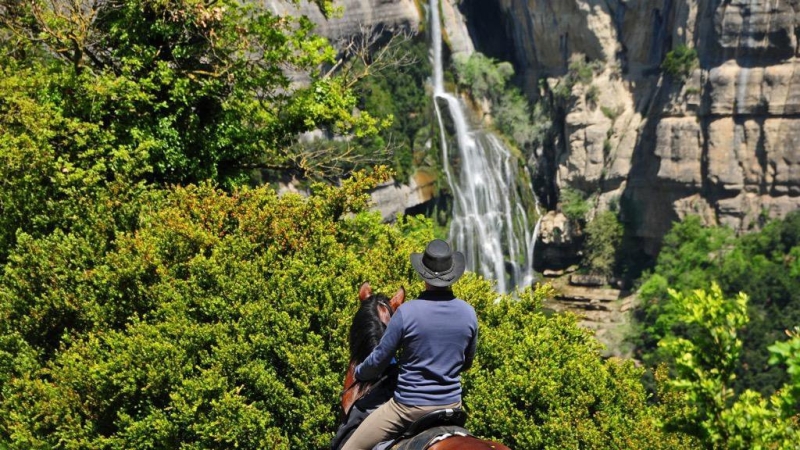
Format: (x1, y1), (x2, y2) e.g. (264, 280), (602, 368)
(348, 294), (389, 364)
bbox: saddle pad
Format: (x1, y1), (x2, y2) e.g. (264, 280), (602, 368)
(391, 425), (470, 450)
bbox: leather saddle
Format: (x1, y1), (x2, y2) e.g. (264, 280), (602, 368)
(375, 408), (469, 450)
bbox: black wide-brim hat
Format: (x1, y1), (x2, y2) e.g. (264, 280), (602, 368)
(410, 239), (466, 287)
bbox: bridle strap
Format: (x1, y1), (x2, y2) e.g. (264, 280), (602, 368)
(340, 372), (391, 418)
(376, 298), (392, 320)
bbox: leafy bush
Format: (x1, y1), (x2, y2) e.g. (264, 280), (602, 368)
(560, 187), (590, 224)
(585, 84), (600, 109)
(768, 327), (800, 411)
(462, 280), (697, 449)
(568, 55), (602, 86)
(601, 105), (622, 121)
(453, 52), (549, 151)
(552, 54), (604, 102)
(658, 285), (799, 448)
(0, 169), (427, 449)
(453, 53), (514, 103)
(0, 0), (383, 188)
(494, 90), (549, 150)
(0, 167), (699, 448)
(662, 44), (699, 80)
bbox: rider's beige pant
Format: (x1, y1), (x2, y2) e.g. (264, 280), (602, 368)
(341, 398), (461, 450)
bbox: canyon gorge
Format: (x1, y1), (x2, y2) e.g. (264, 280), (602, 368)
(271, 0), (800, 272)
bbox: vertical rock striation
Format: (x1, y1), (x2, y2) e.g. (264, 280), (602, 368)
(467, 0), (800, 257)
(265, 0), (799, 261)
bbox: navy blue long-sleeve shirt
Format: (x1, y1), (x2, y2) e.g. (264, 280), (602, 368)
(354, 290), (478, 406)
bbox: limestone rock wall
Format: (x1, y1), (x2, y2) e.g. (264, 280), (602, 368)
(268, 0), (799, 255)
(264, 0), (421, 40)
(479, 0), (800, 254)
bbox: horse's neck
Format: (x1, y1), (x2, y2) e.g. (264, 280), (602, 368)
(342, 360), (377, 415)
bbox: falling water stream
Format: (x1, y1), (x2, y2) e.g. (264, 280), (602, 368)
(430, 0), (541, 294)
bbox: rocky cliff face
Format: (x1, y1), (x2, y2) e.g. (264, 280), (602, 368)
(464, 0), (800, 257)
(270, 0), (799, 261)
(264, 0), (420, 40)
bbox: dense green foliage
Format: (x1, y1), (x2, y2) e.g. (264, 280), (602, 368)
(560, 186), (591, 225)
(1, 0), (384, 184)
(453, 52), (550, 151)
(3, 2), (784, 447)
(0, 0), (387, 261)
(454, 53), (515, 101)
(768, 327), (800, 410)
(0, 169), (699, 448)
(662, 44), (699, 80)
(636, 213), (800, 397)
(0, 170), (420, 448)
(354, 36), (437, 182)
(657, 285), (798, 448)
(464, 281), (697, 449)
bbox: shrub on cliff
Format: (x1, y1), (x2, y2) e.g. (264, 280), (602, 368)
(453, 52), (549, 151)
(662, 44), (699, 80)
(560, 186), (591, 225)
(583, 211), (623, 277)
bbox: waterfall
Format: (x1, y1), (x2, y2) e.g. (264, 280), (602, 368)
(525, 167), (544, 288)
(430, 0), (539, 294)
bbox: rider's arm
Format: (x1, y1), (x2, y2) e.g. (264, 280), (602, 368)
(461, 310), (478, 372)
(354, 309), (405, 381)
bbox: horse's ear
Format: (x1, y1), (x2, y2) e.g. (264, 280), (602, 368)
(389, 287), (405, 311)
(358, 282), (372, 302)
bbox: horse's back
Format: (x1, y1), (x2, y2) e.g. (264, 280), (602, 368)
(427, 436), (511, 449)
(385, 426), (510, 450)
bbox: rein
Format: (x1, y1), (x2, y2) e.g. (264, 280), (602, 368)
(340, 297), (394, 414)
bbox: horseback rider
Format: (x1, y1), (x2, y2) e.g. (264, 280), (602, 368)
(341, 239), (479, 450)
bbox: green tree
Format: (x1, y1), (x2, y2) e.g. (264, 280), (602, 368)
(463, 281), (697, 449)
(352, 34), (435, 182)
(635, 213), (800, 396)
(453, 52), (514, 102)
(583, 210), (623, 277)
(0, 169), (699, 448)
(453, 52), (549, 151)
(495, 90), (549, 151)
(634, 217), (735, 366)
(768, 327), (800, 413)
(0, 0), (388, 261)
(0, 168), (426, 449)
(658, 284), (798, 448)
(1, 0), (379, 184)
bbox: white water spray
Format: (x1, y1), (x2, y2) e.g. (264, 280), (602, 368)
(430, 0), (541, 293)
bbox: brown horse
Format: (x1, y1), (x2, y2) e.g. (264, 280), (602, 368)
(336, 282), (510, 450)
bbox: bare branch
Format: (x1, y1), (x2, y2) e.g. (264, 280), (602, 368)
(325, 24), (417, 88)
(284, 134), (398, 181)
